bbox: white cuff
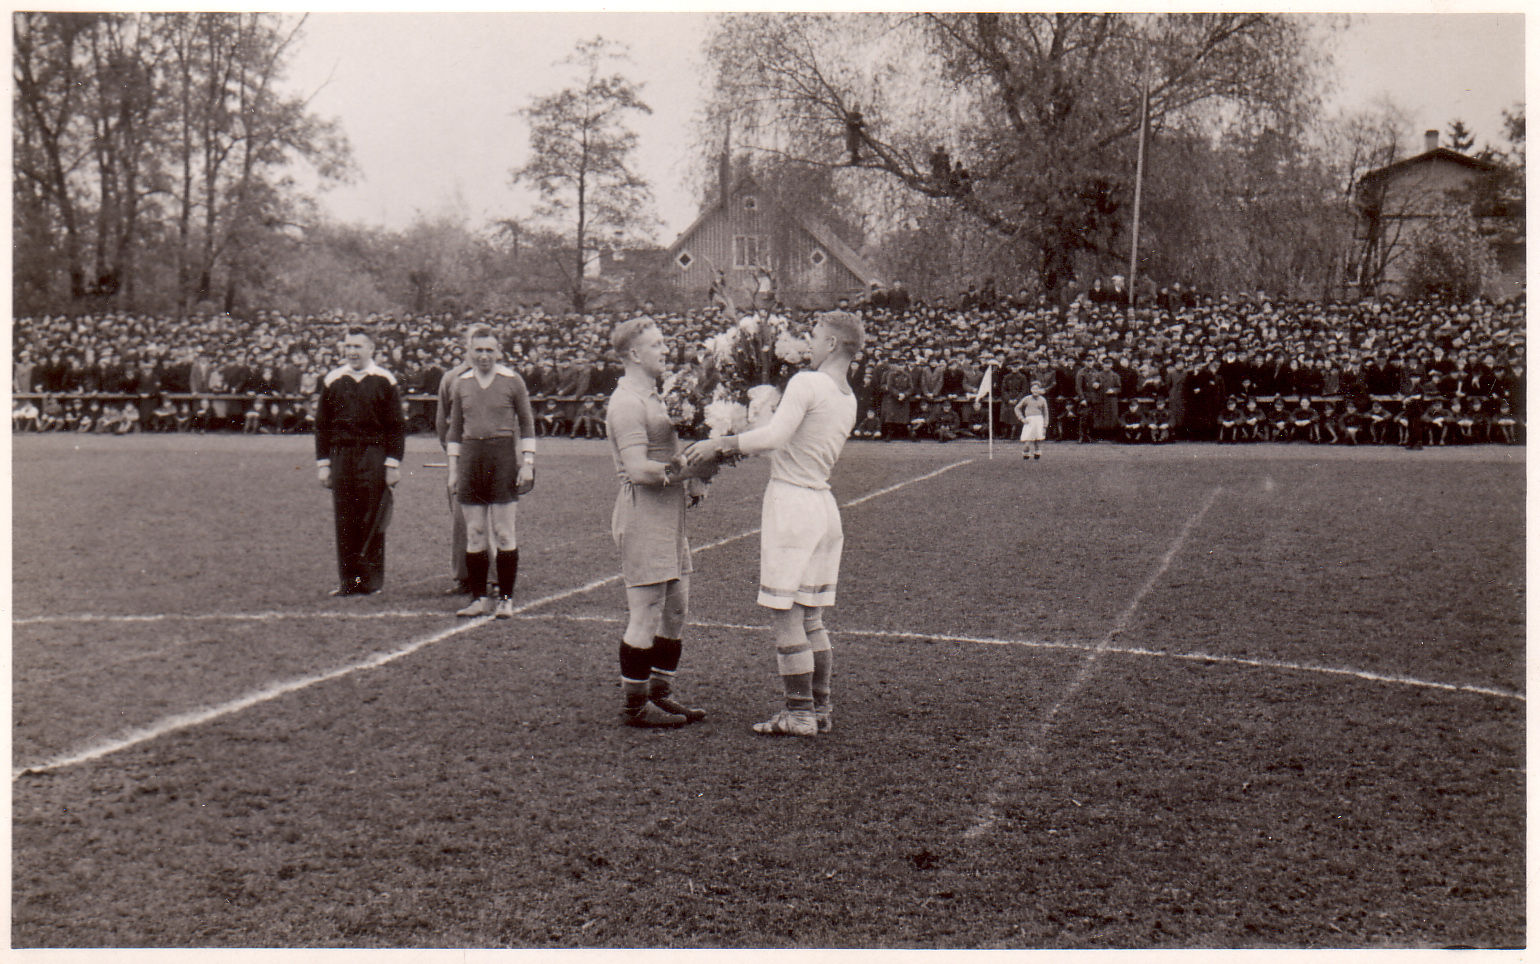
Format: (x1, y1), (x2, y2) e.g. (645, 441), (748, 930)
(520, 437), (537, 454)
(384, 457), (400, 468)
(446, 443), (460, 457)
(316, 459), (331, 468)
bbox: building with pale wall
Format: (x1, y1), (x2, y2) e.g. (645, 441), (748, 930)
(1355, 130), (1524, 301)
(663, 172), (880, 310)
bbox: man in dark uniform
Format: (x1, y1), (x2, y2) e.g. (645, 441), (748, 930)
(316, 328), (406, 596)
(1399, 376), (1428, 451)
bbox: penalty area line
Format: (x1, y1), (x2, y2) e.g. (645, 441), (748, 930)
(14, 458), (975, 778)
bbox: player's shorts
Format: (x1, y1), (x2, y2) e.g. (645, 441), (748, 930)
(758, 479), (842, 610)
(458, 437), (520, 505)
(612, 481), (691, 587)
(1020, 415), (1046, 442)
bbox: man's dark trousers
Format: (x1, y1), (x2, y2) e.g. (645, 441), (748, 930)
(333, 442), (388, 592)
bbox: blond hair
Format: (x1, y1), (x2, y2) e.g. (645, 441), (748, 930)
(611, 316), (658, 356)
(816, 310), (865, 356)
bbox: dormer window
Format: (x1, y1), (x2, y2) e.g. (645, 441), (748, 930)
(810, 248), (827, 266)
(676, 251), (694, 269)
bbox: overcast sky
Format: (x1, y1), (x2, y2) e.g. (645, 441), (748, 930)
(283, 11), (1526, 243)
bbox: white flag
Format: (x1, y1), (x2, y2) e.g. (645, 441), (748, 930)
(972, 366), (993, 403)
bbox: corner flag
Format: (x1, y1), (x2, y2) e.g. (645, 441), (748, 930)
(972, 367), (993, 403)
(975, 366), (995, 459)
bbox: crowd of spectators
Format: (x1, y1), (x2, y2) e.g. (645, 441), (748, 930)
(12, 292), (1526, 447)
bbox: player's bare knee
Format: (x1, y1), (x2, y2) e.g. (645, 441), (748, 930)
(624, 585), (666, 646)
(660, 579), (689, 636)
(489, 502), (518, 551)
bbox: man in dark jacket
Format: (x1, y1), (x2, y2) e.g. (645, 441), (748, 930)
(316, 329), (406, 596)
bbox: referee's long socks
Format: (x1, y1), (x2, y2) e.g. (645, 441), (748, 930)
(464, 551), (489, 598)
(495, 548), (518, 599)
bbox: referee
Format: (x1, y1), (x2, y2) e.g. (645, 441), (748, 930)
(446, 326), (537, 618)
(316, 328), (406, 596)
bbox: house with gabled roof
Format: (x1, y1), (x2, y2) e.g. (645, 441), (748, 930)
(1354, 129), (1524, 301)
(663, 171), (881, 310)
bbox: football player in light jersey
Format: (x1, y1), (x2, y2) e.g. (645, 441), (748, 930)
(683, 311), (864, 737)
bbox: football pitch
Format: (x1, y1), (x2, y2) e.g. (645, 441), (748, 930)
(10, 433), (1525, 948)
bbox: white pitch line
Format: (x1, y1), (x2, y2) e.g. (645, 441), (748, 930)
(964, 484), (1223, 840)
(15, 458), (975, 778)
(17, 459), (976, 630)
(521, 613), (1525, 704)
(25, 589), (1522, 705)
(14, 616), (488, 778)
(15, 608), (451, 627)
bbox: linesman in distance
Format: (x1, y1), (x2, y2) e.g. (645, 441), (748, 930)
(606, 317), (709, 728)
(446, 326), (536, 619)
(684, 311), (864, 737)
(316, 328), (406, 596)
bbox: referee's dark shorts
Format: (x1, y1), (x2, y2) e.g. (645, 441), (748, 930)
(457, 437), (521, 505)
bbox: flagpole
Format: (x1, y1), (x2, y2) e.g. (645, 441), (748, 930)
(987, 365), (994, 460)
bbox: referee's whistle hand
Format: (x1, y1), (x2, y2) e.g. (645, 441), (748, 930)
(386, 465), (401, 488)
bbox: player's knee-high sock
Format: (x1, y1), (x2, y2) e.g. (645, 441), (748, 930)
(646, 635), (704, 722)
(805, 615), (833, 709)
(775, 608), (815, 713)
(782, 671), (815, 712)
(811, 650), (832, 708)
(648, 635), (682, 700)
(495, 548), (518, 600)
(465, 550), (489, 598)
(776, 647), (816, 713)
(620, 641), (653, 714)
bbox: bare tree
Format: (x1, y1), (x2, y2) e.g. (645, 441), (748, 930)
(13, 12), (352, 313)
(512, 36), (655, 312)
(706, 12), (1324, 296)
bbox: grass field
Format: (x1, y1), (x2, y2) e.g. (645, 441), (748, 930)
(10, 432), (1525, 948)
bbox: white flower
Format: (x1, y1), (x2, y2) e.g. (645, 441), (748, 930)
(704, 398), (744, 438)
(737, 315), (760, 337)
(774, 331), (811, 365)
(710, 332), (737, 366)
(746, 383), (782, 429)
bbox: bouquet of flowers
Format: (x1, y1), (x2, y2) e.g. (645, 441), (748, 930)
(660, 369), (702, 438)
(699, 313), (809, 434)
(665, 312), (811, 481)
